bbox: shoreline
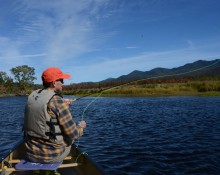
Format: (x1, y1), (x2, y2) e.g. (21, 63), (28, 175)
(70, 91), (220, 98)
(1, 91), (220, 98)
(0, 94), (16, 98)
(0, 94), (28, 98)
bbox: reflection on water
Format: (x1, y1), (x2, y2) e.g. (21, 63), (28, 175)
(1, 96), (220, 174)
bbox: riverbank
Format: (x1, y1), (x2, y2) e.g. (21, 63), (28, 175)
(70, 91), (220, 98)
(63, 81), (220, 97)
(2, 92), (220, 98)
(1, 80), (220, 98)
(0, 94), (16, 98)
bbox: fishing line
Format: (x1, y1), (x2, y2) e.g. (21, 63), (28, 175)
(75, 152), (88, 163)
(80, 59), (220, 120)
(74, 58), (219, 150)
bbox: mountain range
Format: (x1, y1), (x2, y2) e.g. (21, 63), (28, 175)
(101, 59), (220, 82)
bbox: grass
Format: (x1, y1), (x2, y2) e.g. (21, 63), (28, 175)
(63, 80), (220, 97)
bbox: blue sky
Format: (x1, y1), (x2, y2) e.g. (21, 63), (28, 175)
(0, 0), (220, 84)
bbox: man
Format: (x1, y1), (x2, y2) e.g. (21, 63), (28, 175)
(23, 67), (86, 165)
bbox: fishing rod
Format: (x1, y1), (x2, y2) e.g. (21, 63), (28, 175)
(77, 58), (220, 120)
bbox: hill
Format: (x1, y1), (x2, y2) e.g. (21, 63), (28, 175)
(101, 59), (220, 83)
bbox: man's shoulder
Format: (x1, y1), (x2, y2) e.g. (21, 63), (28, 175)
(52, 93), (63, 99)
(50, 94), (64, 105)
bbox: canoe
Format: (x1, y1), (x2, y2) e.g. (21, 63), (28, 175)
(0, 140), (105, 175)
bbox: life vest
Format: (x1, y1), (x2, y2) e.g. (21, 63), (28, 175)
(23, 89), (64, 142)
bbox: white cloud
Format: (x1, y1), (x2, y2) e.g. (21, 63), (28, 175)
(69, 43), (220, 83)
(126, 46), (138, 49)
(0, 0), (114, 67)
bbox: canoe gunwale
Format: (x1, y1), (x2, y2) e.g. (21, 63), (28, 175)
(0, 140), (105, 175)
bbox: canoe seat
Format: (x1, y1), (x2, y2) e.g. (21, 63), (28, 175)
(0, 155), (79, 172)
(15, 160), (62, 170)
(1, 160), (79, 172)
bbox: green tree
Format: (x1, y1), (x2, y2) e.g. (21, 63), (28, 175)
(0, 71), (14, 93)
(0, 71), (8, 85)
(10, 65), (36, 93)
(4, 76), (14, 93)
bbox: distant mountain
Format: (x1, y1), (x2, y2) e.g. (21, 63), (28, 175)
(101, 59), (220, 82)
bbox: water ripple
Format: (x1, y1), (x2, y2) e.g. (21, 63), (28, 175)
(1, 96), (220, 174)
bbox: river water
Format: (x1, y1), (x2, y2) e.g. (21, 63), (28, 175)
(0, 96), (220, 175)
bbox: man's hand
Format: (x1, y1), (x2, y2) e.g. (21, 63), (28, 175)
(64, 98), (76, 105)
(78, 120), (86, 129)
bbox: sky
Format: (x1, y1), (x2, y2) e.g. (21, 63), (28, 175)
(0, 0), (220, 84)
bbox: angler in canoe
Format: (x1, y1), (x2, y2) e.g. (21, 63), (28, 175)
(0, 67), (104, 175)
(23, 67), (87, 166)
(0, 140), (105, 175)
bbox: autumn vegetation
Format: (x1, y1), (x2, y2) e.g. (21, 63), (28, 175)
(62, 77), (220, 97)
(0, 65), (220, 97)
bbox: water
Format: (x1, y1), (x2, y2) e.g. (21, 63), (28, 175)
(0, 96), (220, 175)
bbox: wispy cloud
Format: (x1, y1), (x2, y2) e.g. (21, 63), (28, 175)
(70, 42), (220, 83)
(0, 53), (46, 60)
(0, 0), (114, 67)
(126, 46), (138, 49)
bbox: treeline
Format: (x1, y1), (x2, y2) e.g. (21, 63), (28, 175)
(1, 65), (220, 97)
(62, 77), (220, 96)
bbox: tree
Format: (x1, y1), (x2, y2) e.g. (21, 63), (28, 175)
(0, 71), (8, 85)
(10, 65), (36, 93)
(4, 76), (14, 93)
(0, 71), (14, 93)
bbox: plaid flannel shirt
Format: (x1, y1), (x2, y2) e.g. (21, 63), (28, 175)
(25, 94), (83, 162)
